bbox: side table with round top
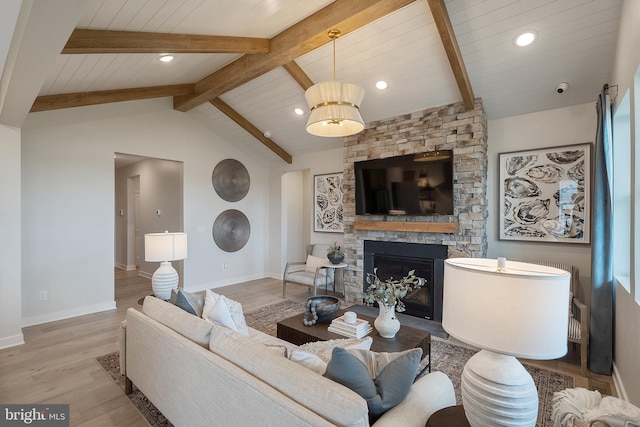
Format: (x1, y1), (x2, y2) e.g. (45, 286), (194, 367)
(425, 405), (470, 427)
(322, 261), (348, 295)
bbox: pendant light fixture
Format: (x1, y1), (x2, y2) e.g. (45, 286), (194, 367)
(305, 29), (365, 137)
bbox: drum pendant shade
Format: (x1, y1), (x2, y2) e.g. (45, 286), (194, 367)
(305, 81), (365, 137)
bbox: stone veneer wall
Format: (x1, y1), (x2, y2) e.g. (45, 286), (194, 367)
(342, 99), (488, 303)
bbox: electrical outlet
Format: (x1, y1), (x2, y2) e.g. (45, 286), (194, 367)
(223, 263), (228, 270)
(39, 290), (47, 300)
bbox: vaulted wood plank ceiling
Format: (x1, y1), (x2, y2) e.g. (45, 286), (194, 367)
(29, 0), (473, 164)
(11, 0), (621, 163)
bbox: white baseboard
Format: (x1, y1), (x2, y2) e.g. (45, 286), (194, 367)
(138, 270), (152, 279)
(0, 333), (25, 350)
(612, 362), (629, 401)
(115, 263), (138, 271)
(21, 301), (117, 328)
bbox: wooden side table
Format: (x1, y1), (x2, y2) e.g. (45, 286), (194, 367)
(426, 405), (470, 427)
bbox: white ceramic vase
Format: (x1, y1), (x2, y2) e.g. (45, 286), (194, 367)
(374, 303), (400, 338)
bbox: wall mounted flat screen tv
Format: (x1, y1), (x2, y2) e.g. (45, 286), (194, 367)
(354, 151), (454, 215)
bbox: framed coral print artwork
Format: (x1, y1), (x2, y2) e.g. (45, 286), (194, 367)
(499, 143), (591, 243)
(314, 172), (344, 233)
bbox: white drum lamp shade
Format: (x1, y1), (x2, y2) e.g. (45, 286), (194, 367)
(305, 81), (365, 137)
(145, 231), (187, 300)
(443, 258), (570, 427)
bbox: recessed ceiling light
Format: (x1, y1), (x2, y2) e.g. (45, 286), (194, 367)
(294, 108), (304, 115)
(376, 81), (388, 90)
(515, 32), (536, 47)
(158, 54), (174, 63)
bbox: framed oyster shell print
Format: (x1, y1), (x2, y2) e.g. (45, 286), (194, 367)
(314, 172), (344, 233)
(499, 143), (591, 243)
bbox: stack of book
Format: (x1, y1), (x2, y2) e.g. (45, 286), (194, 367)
(328, 315), (373, 339)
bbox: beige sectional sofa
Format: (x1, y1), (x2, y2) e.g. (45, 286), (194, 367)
(120, 296), (456, 427)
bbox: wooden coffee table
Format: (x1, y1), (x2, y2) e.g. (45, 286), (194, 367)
(277, 308), (431, 373)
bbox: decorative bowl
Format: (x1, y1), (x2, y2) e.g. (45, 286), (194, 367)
(306, 296), (341, 323)
(327, 252), (345, 265)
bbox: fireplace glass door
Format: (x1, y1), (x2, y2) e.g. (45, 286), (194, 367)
(371, 255), (434, 320)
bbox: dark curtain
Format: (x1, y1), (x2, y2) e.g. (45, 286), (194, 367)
(589, 88), (614, 375)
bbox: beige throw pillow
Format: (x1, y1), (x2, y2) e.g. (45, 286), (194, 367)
(305, 255), (327, 274)
(288, 337), (374, 375)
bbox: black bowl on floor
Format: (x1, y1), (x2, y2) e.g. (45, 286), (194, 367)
(306, 296), (341, 323)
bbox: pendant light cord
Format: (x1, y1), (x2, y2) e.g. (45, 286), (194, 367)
(328, 29), (341, 81)
(333, 34), (336, 80)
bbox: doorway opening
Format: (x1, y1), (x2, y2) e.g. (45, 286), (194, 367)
(114, 153), (184, 285)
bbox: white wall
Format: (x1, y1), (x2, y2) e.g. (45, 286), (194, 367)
(268, 147), (344, 277)
(487, 103), (595, 304)
(0, 124), (24, 348)
(282, 171), (305, 264)
(610, 0), (640, 405)
(21, 98), (270, 327)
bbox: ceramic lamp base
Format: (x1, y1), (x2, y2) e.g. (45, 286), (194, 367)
(151, 261), (178, 300)
(461, 350), (538, 427)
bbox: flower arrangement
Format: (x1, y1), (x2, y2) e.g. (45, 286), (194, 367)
(326, 241), (342, 256)
(326, 241), (345, 264)
(362, 268), (426, 312)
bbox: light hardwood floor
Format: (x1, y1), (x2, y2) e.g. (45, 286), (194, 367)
(0, 268), (616, 426)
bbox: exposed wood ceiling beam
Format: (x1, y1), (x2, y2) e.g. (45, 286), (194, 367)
(174, 0), (415, 112)
(62, 29), (270, 54)
(210, 98), (292, 164)
(30, 85), (193, 112)
(426, 0), (475, 110)
(283, 61), (314, 91)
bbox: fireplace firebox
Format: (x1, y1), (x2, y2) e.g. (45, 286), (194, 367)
(363, 241), (447, 322)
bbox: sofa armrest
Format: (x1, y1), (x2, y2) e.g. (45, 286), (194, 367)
(119, 320), (127, 375)
(372, 371), (456, 427)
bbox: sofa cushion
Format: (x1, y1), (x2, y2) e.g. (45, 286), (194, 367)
(142, 296), (213, 347)
(324, 347), (422, 421)
(209, 326), (368, 426)
(170, 288), (204, 317)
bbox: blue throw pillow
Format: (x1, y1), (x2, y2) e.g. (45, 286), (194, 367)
(324, 347), (421, 421)
(170, 289), (204, 317)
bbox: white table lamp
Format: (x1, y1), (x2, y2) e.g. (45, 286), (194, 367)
(145, 231), (188, 300)
(443, 258), (570, 427)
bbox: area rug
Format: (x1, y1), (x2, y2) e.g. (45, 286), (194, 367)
(96, 351), (172, 427)
(97, 300), (574, 427)
(243, 299), (306, 336)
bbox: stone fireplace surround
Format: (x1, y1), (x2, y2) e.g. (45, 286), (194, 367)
(341, 99), (489, 310)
